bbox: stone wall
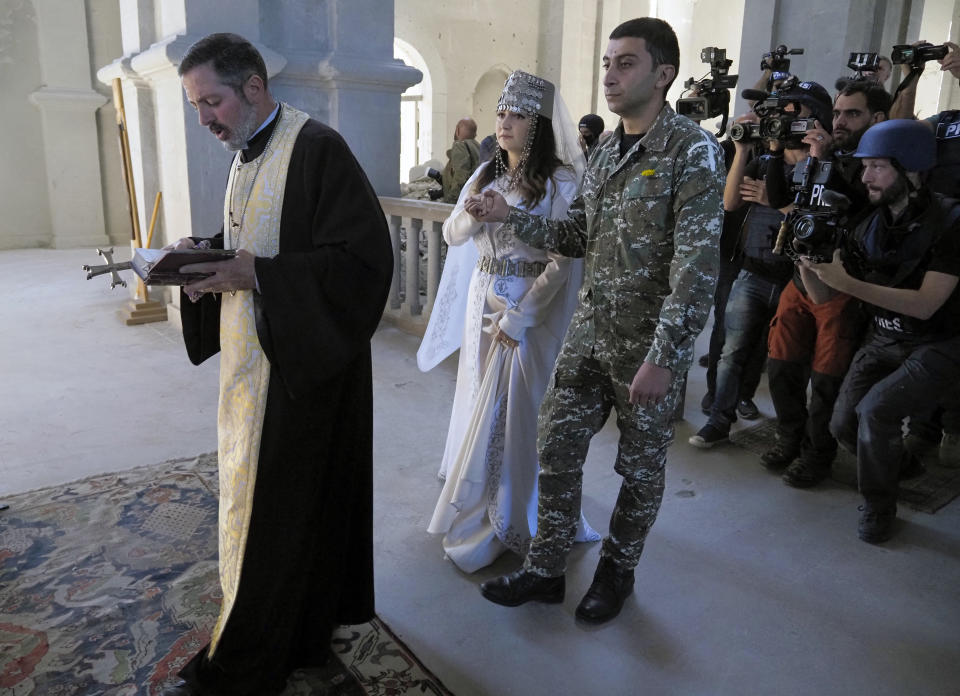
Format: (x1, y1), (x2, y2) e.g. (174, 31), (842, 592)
(1, 0), (958, 252)
(0, 0), (50, 249)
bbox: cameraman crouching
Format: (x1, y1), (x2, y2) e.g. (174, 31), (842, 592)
(799, 120), (960, 543)
(759, 80), (889, 486)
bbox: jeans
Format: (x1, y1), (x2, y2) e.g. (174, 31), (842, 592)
(705, 255), (767, 402)
(707, 269), (786, 431)
(831, 332), (960, 506)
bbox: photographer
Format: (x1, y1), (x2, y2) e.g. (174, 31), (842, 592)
(886, 41), (960, 463)
(799, 120), (960, 543)
(890, 40), (959, 138)
(698, 137), (767, 420)
(677, 53), (764, 419)
(760, 80), (890, 485)
(690, 80), (832, 448)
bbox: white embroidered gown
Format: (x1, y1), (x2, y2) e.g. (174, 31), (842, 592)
(424, 165), (600, 573)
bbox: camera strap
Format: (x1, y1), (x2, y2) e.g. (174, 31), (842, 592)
(891, 66), (924, 102)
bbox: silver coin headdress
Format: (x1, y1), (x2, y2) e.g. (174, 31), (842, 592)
(495, 70), (556, 189)
(497, 70), (555, 119)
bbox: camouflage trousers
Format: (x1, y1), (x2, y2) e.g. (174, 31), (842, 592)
(524, 350), (683, 577)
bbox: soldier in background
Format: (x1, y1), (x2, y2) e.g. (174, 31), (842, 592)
(434, 117), (480, 203)
(469, 17), (723, 625)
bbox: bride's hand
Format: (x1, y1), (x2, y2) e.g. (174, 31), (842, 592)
(475, 190), (508, 222)
(464, 195), (484, 217)
(493, 325), (519, 349)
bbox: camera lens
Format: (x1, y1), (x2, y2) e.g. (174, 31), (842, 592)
(762, 117), (784, 139)
(793, 215), (816, 240)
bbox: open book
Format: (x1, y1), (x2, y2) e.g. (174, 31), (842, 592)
(132, 247), (237, 285)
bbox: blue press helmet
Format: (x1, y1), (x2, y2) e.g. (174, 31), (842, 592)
(853, 119), (936, 171)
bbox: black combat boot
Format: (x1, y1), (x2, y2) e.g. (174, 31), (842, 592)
(480, 568), (565, 607)
(575, 556), (634, 624)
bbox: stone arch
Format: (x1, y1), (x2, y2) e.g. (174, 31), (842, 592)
(472, 65), (511, 143)
(394, 37), (432, 182)
(393, 28), (448, 167)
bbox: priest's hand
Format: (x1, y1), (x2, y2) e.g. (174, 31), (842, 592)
(628, 361), (672, 408)
(182, 249), (257, 302)
(164, 237), (197, 251)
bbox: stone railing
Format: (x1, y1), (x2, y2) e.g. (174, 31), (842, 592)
(378, 196), (453, 335)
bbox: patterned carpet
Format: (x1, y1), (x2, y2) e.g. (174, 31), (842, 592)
(729, 417), (960, 513)
(0, 454), (451, 695)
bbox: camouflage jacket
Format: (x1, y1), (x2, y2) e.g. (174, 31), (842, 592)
(505, 104), (724, 374)
(442, 138), (480, 203)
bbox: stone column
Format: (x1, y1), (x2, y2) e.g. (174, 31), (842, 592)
(29, 0), (109, 249)
(263, 0), (421, 195)
(539, 0), (603, 123)
(100, 0), (420, 322)
(917, 0), (960, 113)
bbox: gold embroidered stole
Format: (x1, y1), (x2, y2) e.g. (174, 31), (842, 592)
(210, 104), (310, 655)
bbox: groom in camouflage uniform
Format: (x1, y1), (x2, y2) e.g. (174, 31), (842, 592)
(470, 17), (724, 623)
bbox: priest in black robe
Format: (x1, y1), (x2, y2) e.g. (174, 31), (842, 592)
(161, 33), (392, 696)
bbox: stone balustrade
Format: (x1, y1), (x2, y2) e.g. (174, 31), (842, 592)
(378, 196), (453, 335)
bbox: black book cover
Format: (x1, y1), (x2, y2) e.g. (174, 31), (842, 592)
(132, 248), (237, 285)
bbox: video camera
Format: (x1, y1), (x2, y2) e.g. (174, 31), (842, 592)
(761, 44), (804, 90)
(426, 168), (444, 200)
(676, 46), (739, 136)
(846, 52), (881, 80)
(773, 156), (852, 263)
(730, 75), (819, 147)
(891, 42), (949, 68)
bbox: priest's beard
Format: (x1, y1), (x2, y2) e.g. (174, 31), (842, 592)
(220, 99), (260, 151)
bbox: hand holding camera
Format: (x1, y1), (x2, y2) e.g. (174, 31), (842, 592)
(939, 41), (960, 79)
(891, 41), (950, 68)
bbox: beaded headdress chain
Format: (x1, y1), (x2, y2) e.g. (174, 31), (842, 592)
(494, 70), (556, 191)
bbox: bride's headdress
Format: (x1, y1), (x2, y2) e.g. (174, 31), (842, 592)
(494, 70), (585, 188)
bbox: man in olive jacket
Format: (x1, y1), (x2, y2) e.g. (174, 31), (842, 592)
(441, 117), (480, 202)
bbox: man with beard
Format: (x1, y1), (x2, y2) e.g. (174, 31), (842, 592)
(161, 33), (392, 695)
(756, 81), (891, 487)
(800, 119), (960, 543)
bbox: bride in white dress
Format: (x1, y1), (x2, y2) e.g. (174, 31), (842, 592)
(419, 70), (599, 573)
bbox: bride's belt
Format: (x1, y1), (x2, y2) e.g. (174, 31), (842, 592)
(477, 255), (546, 278)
